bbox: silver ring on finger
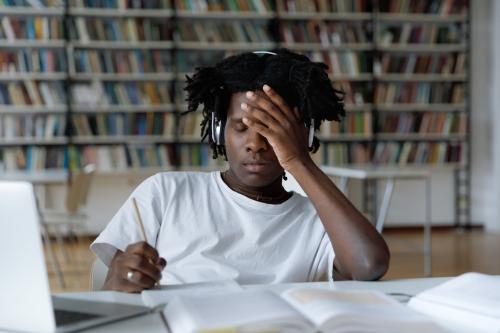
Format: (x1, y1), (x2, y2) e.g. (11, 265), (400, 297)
(127, 270), (134, 282)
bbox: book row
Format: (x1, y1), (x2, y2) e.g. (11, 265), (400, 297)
(0, 17), (63, 41)
(379, 23), (463, 45)
(378, 112), (466, 135)
(0, 114), (65, 139)
(0, 143), (227, 172)
(309, 51), (371, 76)
(175, 0), (271, 12)
(280, 21), (370, 45)
(0, 81), (65, 106)
(0, 49), (66, 73)
(71, 112), (176, 136)
(0, 140), (466, 172)
(176, 21), (272, 43)
(374, 82), (464, 104)
(379, 0), (467, 14)
(71, 81), (172, 107)
(0, 0), (63, 6)
(320, 141), (465, 165)
(73, 49), (172, 74)
(372, 141), (464, 165)
(69, 17), (172, 42)
(320, 113), (372, 136)
(0, 146), (65, 171)
(377, 53), (466, 75)
(276, 0), (371, 12)
(68, 144), (175, 171)
(69, 0), (171, 9)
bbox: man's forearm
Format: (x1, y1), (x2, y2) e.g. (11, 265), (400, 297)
(288, 158), (390, 280)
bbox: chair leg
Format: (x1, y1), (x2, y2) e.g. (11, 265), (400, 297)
(40, 222), (65, 289)
(424, 177), (433, 277)
(376, 179), (395, 233)
(55, 225), (71, 263)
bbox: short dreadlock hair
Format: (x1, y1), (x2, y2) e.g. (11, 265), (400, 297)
(184, 48), (345, 160)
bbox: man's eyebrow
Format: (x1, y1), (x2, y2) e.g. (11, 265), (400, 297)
(229, 117), (244, 123)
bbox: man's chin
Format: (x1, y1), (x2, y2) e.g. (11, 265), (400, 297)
(237, 171), (282, 188)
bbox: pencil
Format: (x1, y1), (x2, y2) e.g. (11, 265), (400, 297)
(132, 197), (148, 242)
(132, 197), (161, 288)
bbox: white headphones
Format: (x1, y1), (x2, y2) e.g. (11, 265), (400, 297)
(211, 51), (316, 149)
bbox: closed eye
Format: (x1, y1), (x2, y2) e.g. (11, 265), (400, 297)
(233, 122), (248, 132)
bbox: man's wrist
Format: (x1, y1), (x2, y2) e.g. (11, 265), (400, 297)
(285, 156), (317, 178)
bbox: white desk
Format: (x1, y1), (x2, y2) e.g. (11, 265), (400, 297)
(321, 165), (433, 276)
(35, 277), (451, 333)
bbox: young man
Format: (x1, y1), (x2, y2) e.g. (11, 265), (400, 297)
(92, 49), (389, 292)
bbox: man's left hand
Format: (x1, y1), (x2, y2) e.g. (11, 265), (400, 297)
(241, 84), (313, 171)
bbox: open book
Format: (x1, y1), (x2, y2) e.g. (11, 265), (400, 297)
(163, 287), (445, 333)
(408, 272), (500, 333)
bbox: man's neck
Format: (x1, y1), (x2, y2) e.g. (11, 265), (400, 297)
(221, 170), (291, 204)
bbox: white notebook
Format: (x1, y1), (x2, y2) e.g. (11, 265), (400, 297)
(163, 287), (446, 333)
(408, 272), (500, 333)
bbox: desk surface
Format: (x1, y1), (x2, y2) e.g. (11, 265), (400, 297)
(0, 170), (68, 184)
(48, 277), (451, 333)
(1, 277), (463, 333)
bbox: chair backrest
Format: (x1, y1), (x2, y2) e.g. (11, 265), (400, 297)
(90, 258), (108, 291)
(66, 164), (96, 214)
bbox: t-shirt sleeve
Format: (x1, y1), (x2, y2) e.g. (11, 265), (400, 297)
(308, 231), (335, 282)
(90, 174), (165, 266)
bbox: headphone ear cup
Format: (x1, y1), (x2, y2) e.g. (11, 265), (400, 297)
(211, 112), (217, 144)
(308, 119), (315, 149)
(211, 112), (224, 145)
(218, 118), (226, 145)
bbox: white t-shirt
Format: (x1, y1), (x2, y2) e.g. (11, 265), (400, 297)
(91, 171), (334, 284)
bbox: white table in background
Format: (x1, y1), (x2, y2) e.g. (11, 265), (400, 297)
(321, 165), (433, 276)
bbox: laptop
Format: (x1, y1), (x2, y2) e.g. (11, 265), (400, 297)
(0, 181), (153, 333)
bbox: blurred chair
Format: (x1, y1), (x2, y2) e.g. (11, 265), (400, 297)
(40, 164), (96, 266)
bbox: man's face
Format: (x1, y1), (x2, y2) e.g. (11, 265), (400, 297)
(224, 92), (284, 187)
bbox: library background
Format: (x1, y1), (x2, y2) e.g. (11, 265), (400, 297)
(1, 0), (500, 290)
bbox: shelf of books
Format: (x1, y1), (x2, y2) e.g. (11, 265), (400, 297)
(173, 0), (276, 172)
(0, 0), (68, 179)
(276, 0), (375, 167)
(66, 0), (178, 175)
(0, 0), (470, 182)
(373, 0), (468, 169)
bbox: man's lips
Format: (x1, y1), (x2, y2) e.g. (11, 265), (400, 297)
(243, 161), (271, 172)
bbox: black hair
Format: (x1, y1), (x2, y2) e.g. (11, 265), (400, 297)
(184, 48), (345, 160)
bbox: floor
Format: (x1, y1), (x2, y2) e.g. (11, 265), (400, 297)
(45, 228), (500, 292)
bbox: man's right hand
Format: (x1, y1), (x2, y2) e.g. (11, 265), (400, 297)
(102, 242), (167, 293)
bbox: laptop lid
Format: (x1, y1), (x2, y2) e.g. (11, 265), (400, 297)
(0, 181), (154, 333)
(0, 181), (56, 333)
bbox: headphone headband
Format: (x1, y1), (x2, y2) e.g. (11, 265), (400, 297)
(252, 51), (277, 57)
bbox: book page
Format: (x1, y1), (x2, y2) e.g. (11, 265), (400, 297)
(281, 288), (445, 333)
(141, 280), (242, 307)
(412, 272), (500, 319)
(163, 290), (313, 333)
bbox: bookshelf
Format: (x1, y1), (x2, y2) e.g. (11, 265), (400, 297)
(66, 0), (177, 173)
(0, 0), (67, 175)
(0, 0), (471, 224)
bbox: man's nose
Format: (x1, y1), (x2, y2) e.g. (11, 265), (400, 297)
(245, 129), (268, 154)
